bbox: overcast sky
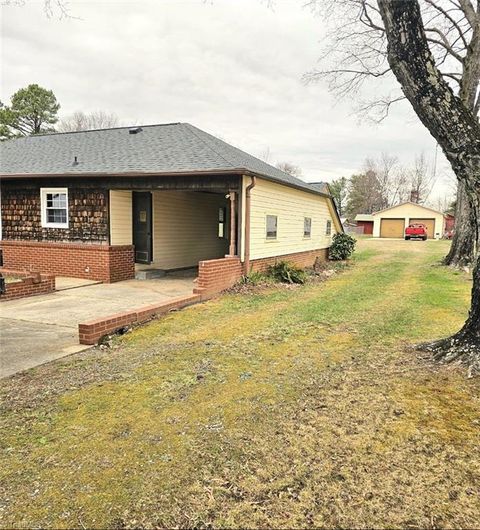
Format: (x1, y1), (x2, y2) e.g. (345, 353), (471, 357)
(1, 0), (454, 201)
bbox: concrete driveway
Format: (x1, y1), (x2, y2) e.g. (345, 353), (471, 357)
(0, 273), (194, 378)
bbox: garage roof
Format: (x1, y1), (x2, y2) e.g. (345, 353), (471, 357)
(372, 201), (444, 216)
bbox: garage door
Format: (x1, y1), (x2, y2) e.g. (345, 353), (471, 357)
(380, 218), (405, 238)
(409, 218), (435, 239)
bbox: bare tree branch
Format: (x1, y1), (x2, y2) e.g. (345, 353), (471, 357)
(425, 28), (465, 62)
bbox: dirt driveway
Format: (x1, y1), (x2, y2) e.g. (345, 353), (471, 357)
(0, 274), (194, 378)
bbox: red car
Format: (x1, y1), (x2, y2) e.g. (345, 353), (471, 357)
(405, 223), (428, 241)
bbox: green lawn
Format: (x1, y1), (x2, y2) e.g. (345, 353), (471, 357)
(1, 239), (479, 529)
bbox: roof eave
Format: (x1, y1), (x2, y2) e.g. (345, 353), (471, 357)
(0, 168), (245, 179)
(0, 167), (333, 199)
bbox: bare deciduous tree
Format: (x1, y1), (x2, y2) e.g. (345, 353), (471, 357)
(364, 152), (407, 207)
(275, 161), (303, 178)
(2, 0), (72, 18)
(57, 111), (120, 132)
(305, 0), (479, 268)
(409, 152), (435, 204)
(431, 191), (456, 214)
(377, 0), (480, 369)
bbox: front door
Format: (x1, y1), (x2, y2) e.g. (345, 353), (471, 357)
(132, 192), (152, 263)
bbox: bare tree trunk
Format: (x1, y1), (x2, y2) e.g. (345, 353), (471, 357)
(377, 0), (480, 371)
(444, 181), (476, 268)
(427, 256), (480, 374)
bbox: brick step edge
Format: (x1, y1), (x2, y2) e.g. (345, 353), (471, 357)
(78, 294), (202, 345)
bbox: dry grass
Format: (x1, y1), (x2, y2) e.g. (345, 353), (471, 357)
(1, 239), (479, 529)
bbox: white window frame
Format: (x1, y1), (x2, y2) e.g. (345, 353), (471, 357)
(326, 220), (332, 236)
(304, 217), (312, 238)
(266, 214), (278, 240)
(40, 187), (69, 229)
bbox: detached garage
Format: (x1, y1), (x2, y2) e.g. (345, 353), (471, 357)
(372, 202), (445, 240)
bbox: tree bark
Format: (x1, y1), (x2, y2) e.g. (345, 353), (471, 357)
(377, 0), (480, 371)
(444, 181), (476, 268)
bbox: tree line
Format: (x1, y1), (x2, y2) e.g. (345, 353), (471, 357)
(329, 152), (447, 219)
(0, 84), (119, 140)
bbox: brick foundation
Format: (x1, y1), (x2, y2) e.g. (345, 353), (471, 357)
(0, 241), (134, 283)
(79, 294), (201, 344)
(0, 269), (55, 301)
(250, 248), (329, 272)
(194, 256), (244, 296)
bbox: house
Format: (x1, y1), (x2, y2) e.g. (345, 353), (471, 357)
(354, 214), (374, 235)
(371, 202), (445, 239)
(0, 123), (342, 293)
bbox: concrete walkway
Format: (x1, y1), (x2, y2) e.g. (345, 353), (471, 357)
(0, 273), (195, 378)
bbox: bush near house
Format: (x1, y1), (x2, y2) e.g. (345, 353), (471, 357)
(268, 260), (307, 284)
(329, 232), (356, 260)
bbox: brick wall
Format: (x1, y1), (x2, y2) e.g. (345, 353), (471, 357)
(194, 256), (244, 296)
(0, 241), (135, 283)
(0, 270), (55, 301)
(1, 186), (108, 244)
(250, 248), (329, 272)
(78, 294), (201, 344)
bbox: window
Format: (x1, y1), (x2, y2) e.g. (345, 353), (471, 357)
(41, 188), (69, 228)
(326, 220), (332, 236)
(304, 217), (312, 238)
(266, 215), (277, 239)
(218, 207), (227, 238)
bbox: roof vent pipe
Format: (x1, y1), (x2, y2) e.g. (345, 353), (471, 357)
(129, 127), (143, 135)
(72, 156), (79, 166)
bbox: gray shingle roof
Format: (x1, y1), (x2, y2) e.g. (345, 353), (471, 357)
(0, 122), (329, 197)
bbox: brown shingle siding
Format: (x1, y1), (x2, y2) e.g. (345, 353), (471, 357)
(1, 185), (108, 243)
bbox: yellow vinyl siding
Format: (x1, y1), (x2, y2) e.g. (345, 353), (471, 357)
(109, 190), (132, 245)
(248, 178), (337, 260)
(151, 191), (229, 269)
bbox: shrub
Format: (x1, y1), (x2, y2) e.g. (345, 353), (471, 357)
(268, 261), (307, 284)
(329, 233), (356, 260)
(241, 270), (271, 286)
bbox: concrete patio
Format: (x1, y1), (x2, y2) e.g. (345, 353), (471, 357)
(0, 271), (195, 378)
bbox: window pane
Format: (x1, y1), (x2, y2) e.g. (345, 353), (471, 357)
(47, 209), (67, 224)
(266, 215), (277, 238)
(52, 193), (66, 207)
(326, 220), (332, 235)
(218, 224), (224, 238)
(304, 217), (311, 236)
(46, 193), (66, 208)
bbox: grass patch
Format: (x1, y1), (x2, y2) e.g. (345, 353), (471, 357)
(1, 239), (479, 529)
